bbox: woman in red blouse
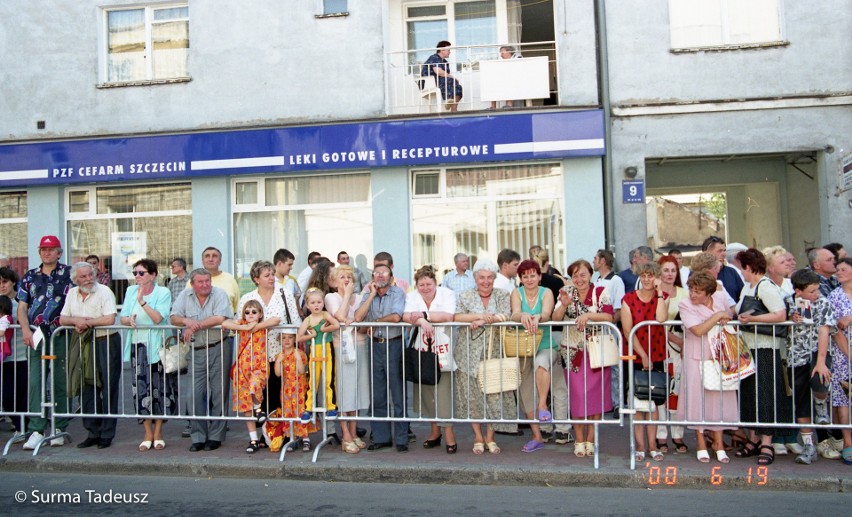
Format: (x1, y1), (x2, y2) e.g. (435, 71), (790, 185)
(621, 262), (668, 462)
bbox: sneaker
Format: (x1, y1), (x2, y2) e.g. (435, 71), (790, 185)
(817, 439), (841, 460)
(554, 431), (574, 445)
(10, 431), (27, 444)
(540, 430), (552, 442)
(772, 442), (788, 456)
(22, 431), (44, 450)
(181, 425), (191, 438)
(829, 437), (844, 452)
(814, 398), (830, 425)
(785, 442), (803, 455)
(299, 412), (312, 423)
(795, 443), (818, 465)
(50, 435), (65, 447)
(326, 410), (338, 418)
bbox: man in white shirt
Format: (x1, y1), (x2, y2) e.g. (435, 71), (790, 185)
(197, 247), (241, 313)
(494, 248), (520, 293)
(296, 251), (322, 295)
(592, 249), (624, 323)
(59, 262), (120, 449)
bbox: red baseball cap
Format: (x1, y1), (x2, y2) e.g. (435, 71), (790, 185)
(38, 235), (62, 248)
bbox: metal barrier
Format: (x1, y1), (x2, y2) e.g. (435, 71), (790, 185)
(0, 325), (44, 456)
(626, 320), (852, 470)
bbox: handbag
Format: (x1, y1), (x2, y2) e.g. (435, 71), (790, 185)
(586, 333), (619, 369)
(701, 359), (739, 391)
(477, 327), (520, 395)
(405, 327), (441, 386)
(738, 278), (788, 338)
(632, 369), (668, 404)
(502, 326), (541, 358)
(161, 335), (190, 374)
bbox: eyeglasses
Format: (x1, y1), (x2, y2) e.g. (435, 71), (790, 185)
(132, 271), (148, 276)
(244, 309), (260, 315)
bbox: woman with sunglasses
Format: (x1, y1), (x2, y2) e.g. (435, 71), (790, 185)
(119, 259), (173, 452)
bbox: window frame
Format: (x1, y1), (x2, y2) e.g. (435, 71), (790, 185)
(317, 0), (349, 17)
(668, 0), (786, 52)
(99, 2), (190, 86)
(403, 0), (503, 63)
(65, 183), (193, 221)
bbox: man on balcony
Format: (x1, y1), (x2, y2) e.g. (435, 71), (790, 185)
(423, 40), (463, 112)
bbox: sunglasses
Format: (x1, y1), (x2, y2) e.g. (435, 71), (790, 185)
(132, 270), (148, 276)
(244, 309), (260, 315)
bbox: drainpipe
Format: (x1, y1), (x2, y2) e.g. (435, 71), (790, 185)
(594, 0), (615, 250)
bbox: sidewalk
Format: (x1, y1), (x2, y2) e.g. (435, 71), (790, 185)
(1, 417), (849, 492)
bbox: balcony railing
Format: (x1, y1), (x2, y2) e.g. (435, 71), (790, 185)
(385, 41), (558, 116)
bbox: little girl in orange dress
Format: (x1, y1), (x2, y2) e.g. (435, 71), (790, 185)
(273, 332), (317, 452)
(222, 300), (279, 454)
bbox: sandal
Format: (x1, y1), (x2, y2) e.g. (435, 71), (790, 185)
(537, 409), (553, 423)
(635, 450), (646, 462)
(655, 439), (669, 454)
(302, 438), (312, 452)
(257, 437), (268, 449)
(342, 441), (360, 454)
(446, 443), (458, 454)
(472, 442), (485, 455)
(672, 439), (688, 454)
(522, 440), (545, 453)
(584, 442), (595, 456)
(735, 440), (760, 458)
(696, 449), (710, 463)
(423, 436), (442, 449)
(486, 441), (501, 454)
(757, 444), (775, 465)
(574, 442), (586, 458)
(153, 439), (166, 450)
(650, 449), (664, 462)
(354, 437), (367, 449)
(254, 408), (267, 424)
(138, 440), (152, 452)
(714, 449), (730, 464)
(843, 447), (852, 465)
(246, 440), (260, 454)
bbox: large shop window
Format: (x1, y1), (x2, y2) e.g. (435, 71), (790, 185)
(232, 173), (373, 280)
(0, 191), (28, 276)
(102, 3), (190, 84)
(411, 163), (564, 281)
(668, 0), (783, 50)
(66, 183), (192, 304)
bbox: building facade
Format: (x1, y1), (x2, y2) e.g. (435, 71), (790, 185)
(0, 0), (848, 291)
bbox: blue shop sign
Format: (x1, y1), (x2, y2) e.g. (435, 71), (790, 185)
(0, 111), (604, 187)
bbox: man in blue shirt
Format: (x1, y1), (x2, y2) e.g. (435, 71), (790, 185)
(354, 263), (408, 452)
(702, 236), (744, 301)
(442, 253), (475, 292)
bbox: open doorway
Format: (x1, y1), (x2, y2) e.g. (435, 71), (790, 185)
(646, 192), (728, 258)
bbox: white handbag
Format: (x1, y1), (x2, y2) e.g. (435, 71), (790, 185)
(701, 359), (739, 391)
(340, 327), (357, 364)
(160, 336), (190, 374)
(587, 334), (620, 369)
(477, 327), (520, 395)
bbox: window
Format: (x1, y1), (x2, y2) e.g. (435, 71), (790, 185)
(232, 173), (373, 280)
(66, 183), (192, 303)
(103, 4), (189, 84)
(0, 192), (28, 276)
(669, 0), (783, 50)
(320, 0), (348, 15)
(405, 1), (497, 65)
(411, 163), (564, 282)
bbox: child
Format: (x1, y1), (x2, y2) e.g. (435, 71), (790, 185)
(273, 332), (317, 452)
(787, 269), (836, 465)
(222, 300), (279, 454)
(0, 295), (13, 360)
(297, 287), (340, 424)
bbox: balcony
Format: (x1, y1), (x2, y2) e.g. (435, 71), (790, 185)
(385, 41), (558, 116)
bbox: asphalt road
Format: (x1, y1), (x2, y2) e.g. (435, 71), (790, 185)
(1, 472), (850, 516)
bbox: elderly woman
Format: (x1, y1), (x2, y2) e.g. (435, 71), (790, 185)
(237, 260), (293, 418)
(690, 252), (737, 309)
(325, 265), (371, 454)
(621, 262), (668, 462)
(735, 248), (793, 466)
(553, 259), (614, 458)
(678, 272), (739, 463)
(828, 257), (852, 464)
(403, 265), (458, 454)
(453, 259), (515, 455)
(764, 245), (794, 301)
(510, 259), (555, 453)
(119, 259), (173, 451)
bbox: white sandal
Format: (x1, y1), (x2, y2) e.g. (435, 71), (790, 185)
(138, 440), (152, 452)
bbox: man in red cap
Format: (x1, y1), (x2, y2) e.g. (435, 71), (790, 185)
(18, 235), (73, 450)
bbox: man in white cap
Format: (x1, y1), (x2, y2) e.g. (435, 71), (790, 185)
(18, 235), (73, 449)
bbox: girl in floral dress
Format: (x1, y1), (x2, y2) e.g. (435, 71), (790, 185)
(223, 300), (277, 453)
(273, 332), (317, 452)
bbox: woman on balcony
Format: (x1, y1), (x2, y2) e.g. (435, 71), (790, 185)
(424, 40), (463, 112)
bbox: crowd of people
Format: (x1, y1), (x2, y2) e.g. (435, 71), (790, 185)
(0, 234), (850, 468)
